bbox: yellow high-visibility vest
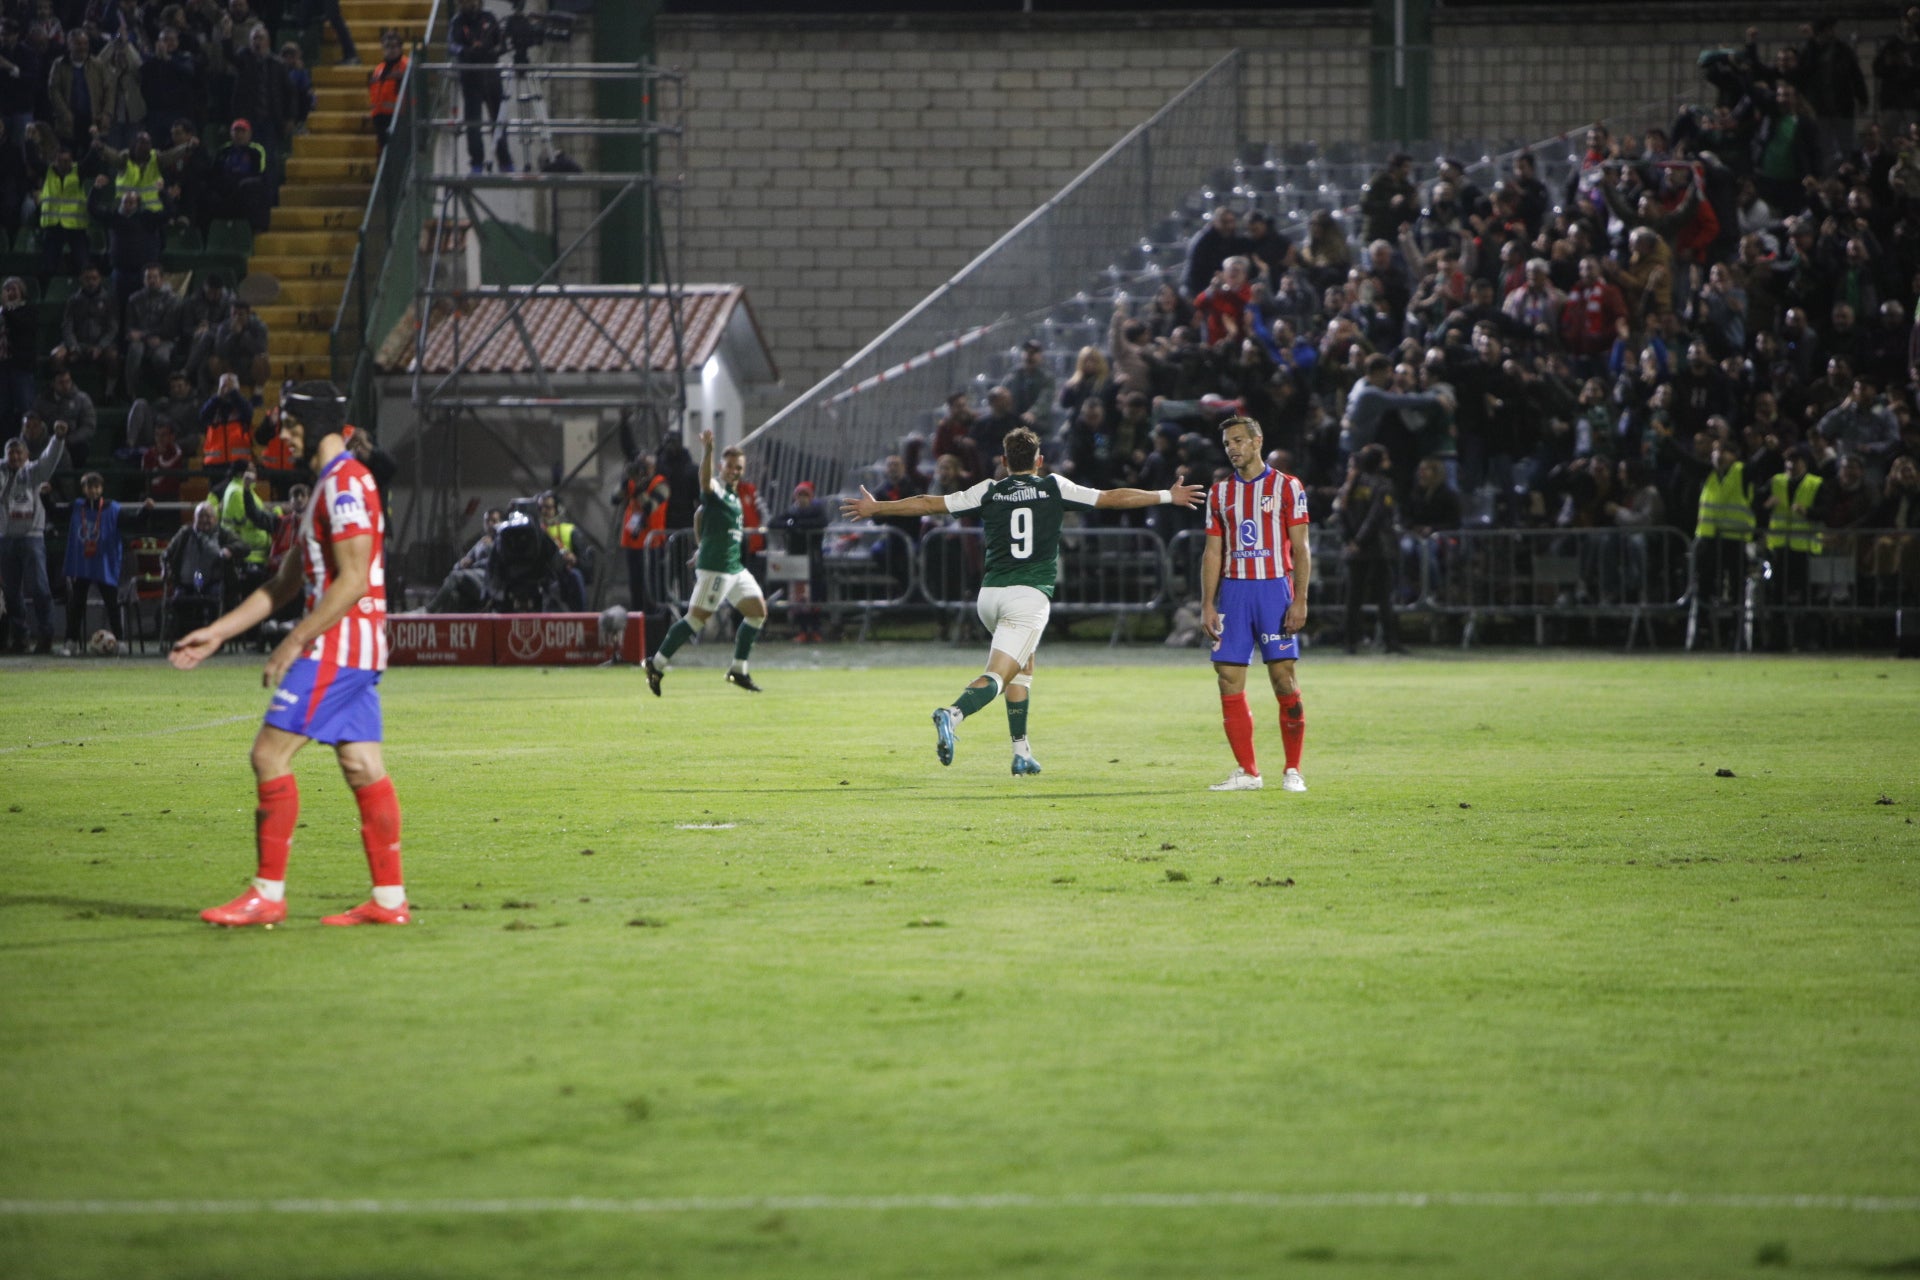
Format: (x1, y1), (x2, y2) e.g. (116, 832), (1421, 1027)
(1695, 462), (1754, 541)
(1765, 471), (1823, 552)
(38, 169), (85, 230)
(118, 155), (164, 213)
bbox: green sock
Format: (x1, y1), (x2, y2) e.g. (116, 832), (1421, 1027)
(656, 618), (696, 663)
(732, 620), (761, 664)
(1006, 693), (1028, 740)
(953, 679), (1000, 720)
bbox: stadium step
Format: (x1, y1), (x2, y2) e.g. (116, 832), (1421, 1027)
(248, 253), (352, 282)
(276, 183), (371, 207)
(255, 231), (362, 258)
(307, 110), (376, 136)
(262, 277), (352, 306)
(313, 87), (367, 114)
(268, 207), (362, 233)
(292, 134), (378, 161)
(289, 156), (377, 185)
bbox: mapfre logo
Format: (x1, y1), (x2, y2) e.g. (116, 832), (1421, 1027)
(506, 617), (586, 660)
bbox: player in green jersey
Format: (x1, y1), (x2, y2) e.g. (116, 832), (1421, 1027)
(644, 429), (767, 694)
(843, 427), (1199, 772)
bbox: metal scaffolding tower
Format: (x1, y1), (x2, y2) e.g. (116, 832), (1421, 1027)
(397, 54), (686, 590)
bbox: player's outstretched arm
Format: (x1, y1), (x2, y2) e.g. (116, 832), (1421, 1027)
(169, 548), (307, 671)
(1093, 481), (1203, 511)
(261, 533), (372, 688)
(698, 427), (714, 491)
(839, 485), (948, 520)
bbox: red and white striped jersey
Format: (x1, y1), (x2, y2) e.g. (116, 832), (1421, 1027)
(300, 450), (388, 670)
(1206, 467), (1308, 580)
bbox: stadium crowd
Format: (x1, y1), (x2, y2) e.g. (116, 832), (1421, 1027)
(846, 15), (1920, 643)
(0, 0), (390, 653)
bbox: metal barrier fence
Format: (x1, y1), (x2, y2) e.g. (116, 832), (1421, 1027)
(614, 522), (1918, 653)
(738, 50), (1246, 501)
(1686, 527), (1920, 653)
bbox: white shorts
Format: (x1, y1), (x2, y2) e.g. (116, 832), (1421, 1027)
(689, 568), (764, 615)
(976, 584), (1050, 668)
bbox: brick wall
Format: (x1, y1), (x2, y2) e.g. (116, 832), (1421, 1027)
(655, 4), (1888, 431)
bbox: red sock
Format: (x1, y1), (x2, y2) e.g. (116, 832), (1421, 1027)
(255, 775), (298, 882)
(353, 776), (404, 888)
(1221, 692), (1258, 775)
(1279, 692), (1305, 771)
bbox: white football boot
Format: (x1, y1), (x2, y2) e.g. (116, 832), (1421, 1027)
(1281, 768), (1307, 792)
(1208, 768), (1264, 791)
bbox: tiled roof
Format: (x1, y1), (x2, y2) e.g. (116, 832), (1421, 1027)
(396, 284), (770, 378)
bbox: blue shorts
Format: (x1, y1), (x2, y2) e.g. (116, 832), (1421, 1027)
(264, 656), (384, 744)
(1211, 576), (1300, 665)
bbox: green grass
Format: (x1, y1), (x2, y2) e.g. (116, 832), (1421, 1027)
(2, 650), (1918, 1278)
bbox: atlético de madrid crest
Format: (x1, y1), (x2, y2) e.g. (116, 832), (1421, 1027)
(1259, 495), (1274, 512)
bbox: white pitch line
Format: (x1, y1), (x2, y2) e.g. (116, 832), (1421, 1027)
(1, 1191), (1916, 1216)
(0, 715), (254, 755)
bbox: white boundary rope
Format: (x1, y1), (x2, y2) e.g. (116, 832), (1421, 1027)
(2, 1191), (1915, 1215)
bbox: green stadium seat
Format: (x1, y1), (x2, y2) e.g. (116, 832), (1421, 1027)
(204, 218), (253, 282)
(0, 226), (40, 279)
(161, 223), (206, 272)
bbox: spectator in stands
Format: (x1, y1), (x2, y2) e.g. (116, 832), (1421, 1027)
(1753, 81), (1821, 217)
(367, 28), (406, 154)
(97, 27), (143, 150)
(1799, 18), (1870, 162)
(970, 384), (1019, 474)
(281, 42), (313, 136)
(224, 22), (287, 159)
(1818, 377), (1900, 474)
(0, 22), (41, 157)
(102, 187), (166, 319)
(538, 492), (588, 610)
(1140, 281), (1191, 342)
(1361, 151), (1416, 244)
(1182, 205), (1246, 299)
(160, 116), (213, 229)
(448, 0), (511, 175)
(1501, 256), (1565, 341)
(179, 270), (232, 386)
(1301, 210), (1351, 289)
(775, 480), (827, 642)
(34, 369), (96, 468)
(0, 118), (27, 239)
(425, 506), (502, 613)
(1335, 442), (1405, 654)
(47, 29), (109, 150)
(140, 27), (198, 142)
(1107, 301), (1154, 391)
(206, 295), (267, 391)
(1193, 254), (1254, 346)
(1, 419), (65, 652)
(1343, 352), (1453, 459)
(123, 261), (178, 399)
(0, 277), (35, 435)
(51, 262), (116, 395)
(38, 145), (87, 275)
(930, 389), (981, 483)
(1005, 338), (1053, 426)
(212, 116), (267, 230)
(162, 497), (238, 637)
(1057, 344), (1113, 421)
(59, 469), (152, 653)
(140, 417), (185, 500)
(1868, 454), (1920, 597)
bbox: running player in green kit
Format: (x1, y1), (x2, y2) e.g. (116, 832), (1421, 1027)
(644, 428), (767, 694)
(842, 427), (1199, 772)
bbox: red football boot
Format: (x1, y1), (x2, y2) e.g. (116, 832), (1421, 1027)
(320, 899), (412, 926)
(201, 888), (288, 928)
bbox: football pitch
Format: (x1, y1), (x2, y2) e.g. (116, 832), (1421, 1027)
(2, 649), (1917, 1278)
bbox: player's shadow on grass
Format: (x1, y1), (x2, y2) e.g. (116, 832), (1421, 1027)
(0, 893), (201, 923)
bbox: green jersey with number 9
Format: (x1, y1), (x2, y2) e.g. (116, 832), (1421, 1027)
(942, 473), (1102, 596)
(695, 478), (746, 573)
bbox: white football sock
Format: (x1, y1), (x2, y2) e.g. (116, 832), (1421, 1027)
(1012, 736), (1033, 758)
(371, 885), (406, 910)
(252, 877), (285, 902)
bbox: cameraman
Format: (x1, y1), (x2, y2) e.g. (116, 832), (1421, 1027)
(448, 0), (512, 175)
(485, 506), (563, 613)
